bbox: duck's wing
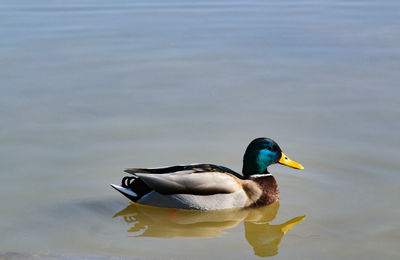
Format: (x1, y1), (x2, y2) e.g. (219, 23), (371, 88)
(125, 163), (243, 178)
(124, 164), (244, 195)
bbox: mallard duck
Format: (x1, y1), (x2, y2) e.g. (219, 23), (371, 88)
(111, 137), (304, 210)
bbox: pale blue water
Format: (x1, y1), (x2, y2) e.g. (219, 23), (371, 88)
(1, 0), (400, 259)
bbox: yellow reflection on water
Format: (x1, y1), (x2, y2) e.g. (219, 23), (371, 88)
(113, 202), (305, 257)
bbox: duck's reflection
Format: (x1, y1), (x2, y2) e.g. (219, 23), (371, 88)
(113, 202), (305, 257)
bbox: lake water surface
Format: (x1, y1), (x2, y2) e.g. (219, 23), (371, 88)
(1, 0), (399, 259)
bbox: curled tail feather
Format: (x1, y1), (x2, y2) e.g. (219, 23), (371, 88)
(111, 176), (152, 202)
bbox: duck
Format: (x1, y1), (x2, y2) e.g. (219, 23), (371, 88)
(111, 137), (304, 210)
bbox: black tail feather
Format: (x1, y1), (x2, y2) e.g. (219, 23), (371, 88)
(121, 176), (152, 199)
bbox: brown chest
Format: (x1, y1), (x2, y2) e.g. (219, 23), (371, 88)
(248, 176), (280, 207)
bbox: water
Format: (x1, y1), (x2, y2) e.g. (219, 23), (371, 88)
(1, 0), (399, 259)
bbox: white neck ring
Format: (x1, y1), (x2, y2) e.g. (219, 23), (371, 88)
(250, 173), (272, 178)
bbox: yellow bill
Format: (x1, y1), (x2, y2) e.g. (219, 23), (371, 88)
(279, 152), (304, 170)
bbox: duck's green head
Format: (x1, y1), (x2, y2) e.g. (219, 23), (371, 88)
(242, 137), (304, 177)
